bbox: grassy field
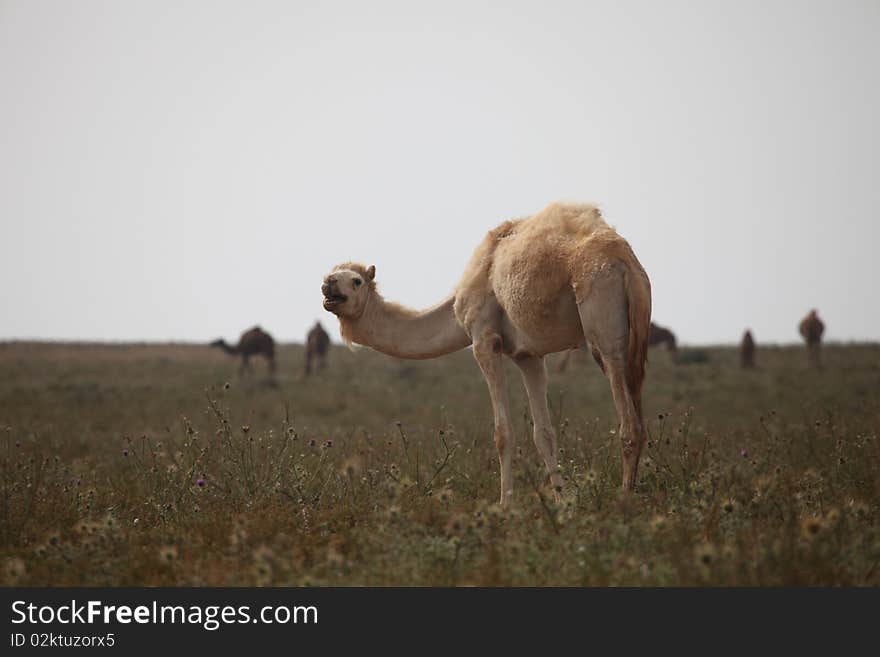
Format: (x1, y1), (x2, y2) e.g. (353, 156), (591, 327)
(1, 340), (878, 586)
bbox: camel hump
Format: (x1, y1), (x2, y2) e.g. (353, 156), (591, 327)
(535, 201), (604, 230)
(242, 326), (273, 342)
(456, 202), (627, 330)
(489, 219), (520, 240)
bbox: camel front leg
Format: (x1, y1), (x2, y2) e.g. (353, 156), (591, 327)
(514, 356), (564, 500)
(473, 336), (515, 507)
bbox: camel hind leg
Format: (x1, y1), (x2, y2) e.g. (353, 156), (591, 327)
(577, 269), (646, 491)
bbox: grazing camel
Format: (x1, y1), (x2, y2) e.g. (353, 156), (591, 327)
(210, 326), (276, 378)
(740, 329), (755, 369)
(648, 322), (677, 355)
(305, 321), (330, 375)
(322, 202), (652, 505)
(798, 309), (825, 368)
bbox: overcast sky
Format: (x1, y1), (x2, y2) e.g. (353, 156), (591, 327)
(1, 0), (877, 345)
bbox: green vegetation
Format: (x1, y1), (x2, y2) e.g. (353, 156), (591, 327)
(1, 341), (878, 585)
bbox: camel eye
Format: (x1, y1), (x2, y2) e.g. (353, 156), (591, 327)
(353, 279), (362, 287)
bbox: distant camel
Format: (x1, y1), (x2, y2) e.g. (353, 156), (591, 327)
(740, 329), (755, 369)
(649, 322), (677, 354)
(322, 202), (651, 504)
(210, 326), (276, 378)
(798, 309), (825, 368)
(305, 321), (330, 375)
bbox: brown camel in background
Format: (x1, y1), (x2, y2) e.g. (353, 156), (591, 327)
(740, 329), (755, 369)
(305, 321), (330, 376)
(210, 326), (276, 379)
(798, 309), (825, 368)
(648, 321), (677, 355)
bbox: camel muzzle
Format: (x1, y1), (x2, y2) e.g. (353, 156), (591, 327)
(322, 282), (347, 311)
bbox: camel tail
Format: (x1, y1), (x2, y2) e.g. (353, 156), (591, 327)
(623, 257), (652, 416)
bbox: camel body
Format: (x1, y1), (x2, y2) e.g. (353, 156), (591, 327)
(305, 322), (330, 375)
(455, 205), (644, 356)
(648, 322), (677, 353)
(740, 330), (756, 368)
(799, 311), (824, 345)
(799, 310), (825, 367)
(211, 326), (276, 378)
(323, 202), (652, 504)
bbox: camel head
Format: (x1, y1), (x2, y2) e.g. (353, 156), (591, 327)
(209, 338), (236, 355)
(322, 263), (376, 318)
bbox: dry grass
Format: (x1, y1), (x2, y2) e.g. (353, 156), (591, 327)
(1, 341), (878, 586)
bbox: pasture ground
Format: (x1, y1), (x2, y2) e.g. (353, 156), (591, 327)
(1, 341), (878, 586)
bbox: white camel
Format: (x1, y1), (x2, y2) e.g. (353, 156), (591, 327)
(322, 202), (652, 506)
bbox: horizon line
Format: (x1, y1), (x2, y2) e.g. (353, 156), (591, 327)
(1, 338), (877, 349)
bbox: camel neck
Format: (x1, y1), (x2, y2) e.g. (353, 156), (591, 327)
(217, 341), (238, 355)
(343, 294), (472, 360)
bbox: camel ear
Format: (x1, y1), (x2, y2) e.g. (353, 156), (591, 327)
(366, 265), (375, 282)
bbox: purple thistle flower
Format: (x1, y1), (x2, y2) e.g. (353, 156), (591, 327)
(740, 449), (748, 458)
(196, 478), (205, 487)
